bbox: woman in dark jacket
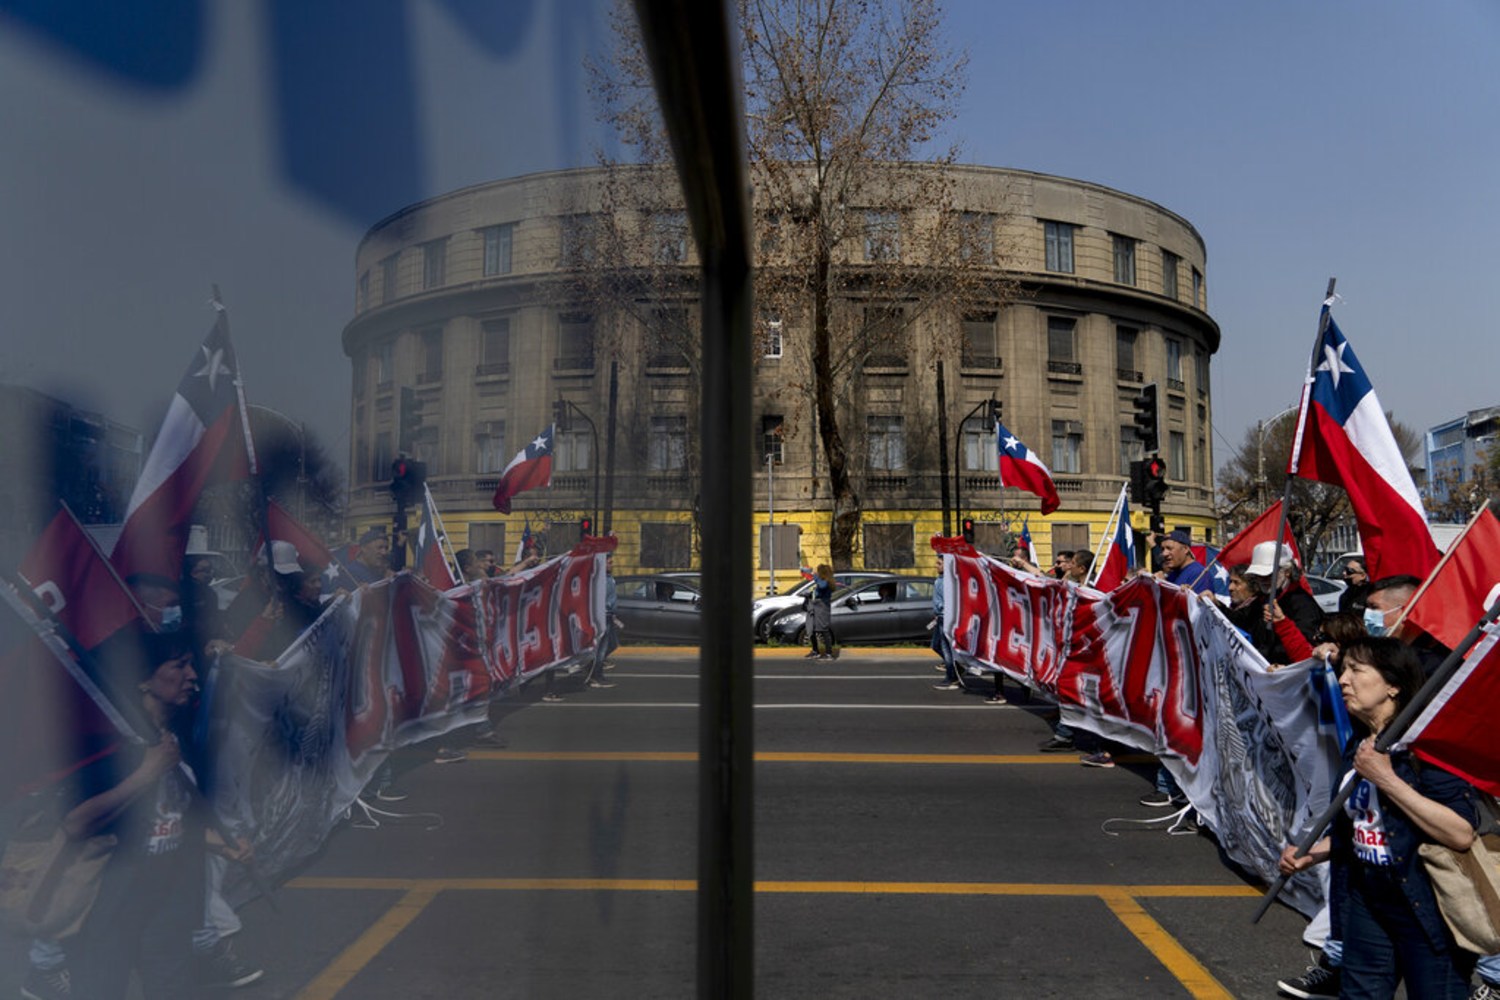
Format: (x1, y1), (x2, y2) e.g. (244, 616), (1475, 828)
(1279, 637), (1478, 999)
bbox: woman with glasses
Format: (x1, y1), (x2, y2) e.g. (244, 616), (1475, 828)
(1340, 558), (1372, 614)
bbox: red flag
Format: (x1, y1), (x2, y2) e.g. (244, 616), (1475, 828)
(1285, 308), (1438, 579)
(491, 424), (554, 514)
(1093, 500), (1136, 593)
(18, 508), (142, 651)
(415, 490), (456, 590)
(1400, 510), (1500, 651)
(1396, 621), (1500, 797)
(1217, 500), (1302, 572)
(996, 422), (1060, 514)
(112, 305), (254, 581)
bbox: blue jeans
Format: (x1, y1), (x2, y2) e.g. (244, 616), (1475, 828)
(1340, 869), (1473, 999)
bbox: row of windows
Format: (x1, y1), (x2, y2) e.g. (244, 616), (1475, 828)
(1042, 220), (1203, 307)
(358, 223), (519, 311)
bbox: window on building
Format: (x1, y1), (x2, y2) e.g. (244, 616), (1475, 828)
(1166, 338), (1183, 382)
(555, 429), (591, 472)
(652, 212), (688, 264)
(1169, 432), (1186, 480)
(419, 327), (443, 381)
(863, 210), (901, 262)
(962, 313), (999, 368)
(475, 421), (506, 474)
(480, 318), (510, 374)
(649, 416), (688, 472)
(759, 212), (782, 259)
(960, 211), (996, 264)
(762, 312), (783, 358)
(762, 415), (784, 465)
(375, 340), (394, 386)
(963, 418), (999, 472)
(561, 213), (600, 267)
(1192, 267), (1203, 308)
(1051, 420), (1083, 474)
(972, 523), (1013, 557)
(646, 306), (692, 368)
(410, 425), (439, 468)
(1119, 426), (1144, 476)
(1052, 523), (1090, 557)
(1162, 251), (1179, 299)
(867, 415), (906, 471)
(380, 254), (399, 304)
(1196, 435), (1208, 485)
(1115, 325), (1139, 380)
(1194, 349), (1209, 395)
(1047, 316), (1078, 373)
(467, 523), (506, 563)
(863, 522), (915, 569)
(357, 271), (369, 311)
(640, 522), (692, 568)
(1044, 221), (1075, 273)
(1112, 234), (1136, 285)
(557, 313), (594, 369)
(482, 223), (515, 276)
(372, 431), (392, 482)
(421, 239), (447, 290)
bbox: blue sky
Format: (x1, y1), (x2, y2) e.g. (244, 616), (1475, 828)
(2, 0), (1496, 484)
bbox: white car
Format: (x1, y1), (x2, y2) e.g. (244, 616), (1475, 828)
(751, 571), (895, 641)
(1304, 574), (1347, 615)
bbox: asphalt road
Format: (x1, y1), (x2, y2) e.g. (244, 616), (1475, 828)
(2, 648), (1322, 998)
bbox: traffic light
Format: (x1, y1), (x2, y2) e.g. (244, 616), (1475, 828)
(1131, 383), (1159, 454)
(983, 399), (1002, 433)
(390, 457), (427, 507)
(1129, 460), (1149, 506)
(1144, 454), (1169, 506)
(579, 516), (593, 539)
(553, 397), (571, 433)
(961, 517), (975, 544)
(399, 386), (422, 453)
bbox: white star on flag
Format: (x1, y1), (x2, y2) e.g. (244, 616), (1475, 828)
(193, 344), (232, 393)
(1317, 340), (1355, 389)
(531, 433), (548, 452)
(1003, 435), (1020, 452)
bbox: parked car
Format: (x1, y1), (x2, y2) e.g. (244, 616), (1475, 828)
(1304, 574), (1347, 615)
(766, 576), (936, 646)
(750, 571), (896, 641)
(613, 574), (704, 644)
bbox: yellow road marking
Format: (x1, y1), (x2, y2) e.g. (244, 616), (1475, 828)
(293, 886), (439, 1000)
(1099, 889), (1235, 999)
(465, 750), (1156, 765)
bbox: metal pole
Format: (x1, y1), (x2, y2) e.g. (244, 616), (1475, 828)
(936, 361), (951, 537)
(604, 360), (619, 534)
(953, 399), (989, 531)
(767, 453), (776, 595)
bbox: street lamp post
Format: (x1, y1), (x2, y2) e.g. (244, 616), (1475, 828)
(557, 396), (601, 530)
(953, 397), (1000, 530)
(766, 452), (776, 595)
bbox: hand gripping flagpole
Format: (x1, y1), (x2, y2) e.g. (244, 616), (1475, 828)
(1252, 591), (1500, 922)
(1267, 278), (1336, 599)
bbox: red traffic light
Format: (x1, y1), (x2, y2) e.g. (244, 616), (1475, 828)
(961, 518), (976, 543)
(1146, 456), (1167, 479)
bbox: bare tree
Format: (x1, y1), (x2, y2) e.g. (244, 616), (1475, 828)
(592, 0), (1009, 568)
(1217, 410), (1423, 560)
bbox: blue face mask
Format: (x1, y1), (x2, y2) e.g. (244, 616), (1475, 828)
(1363, 607), (1387, 637)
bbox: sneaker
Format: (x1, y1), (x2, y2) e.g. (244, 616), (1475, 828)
(1276, 955), (1339, 999)
(374, 786), (408, 803)
(1138, 790), (1175, 808)
(1037, 736), (1075, 752)
(541, 692), (564, 702)
(803, 650), (819, 658)
(934, 663), (948, 673)
(1080, 751), (1114, 768)
(932, 680), (960, 690)
(21, 967), (70, 1000)
(588, 680), (616, 689)
(199, 940), (265, 989)
(601, 660), (617, 671)
(1471, 983), (1500, 1000)
(472, 732), (508, 748)
(433, 747), (467, 764)
(985, 693), (1007, 705)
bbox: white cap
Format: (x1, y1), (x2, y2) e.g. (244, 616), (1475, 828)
(1245, 541), (1296, 578)
(269, 540), (301, 575)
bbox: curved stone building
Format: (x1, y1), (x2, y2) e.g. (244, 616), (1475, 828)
(343, 164), (1219, 580)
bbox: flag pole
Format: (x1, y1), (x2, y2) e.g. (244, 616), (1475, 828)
(1388, 503), (1487, 637)
(423, 483), (463, 585)
(1268, 278), (1336, 599)
(1252, 592), (1500, 922)
(56, 499), (155, 625)
(1086, 484), (1126, 588)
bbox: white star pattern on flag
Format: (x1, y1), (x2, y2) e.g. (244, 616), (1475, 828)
(531, 433), (548, 452)
(1213, 564), (1229, 585)
(193, 344), (232, 393)
(1317, 340), (1355, 389)
(1003, 435), (1021, 452)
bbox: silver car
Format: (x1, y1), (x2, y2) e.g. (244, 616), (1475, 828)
(751, 571), (896, 641)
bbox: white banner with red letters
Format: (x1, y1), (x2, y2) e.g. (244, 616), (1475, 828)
(942, 547), (1338, 916)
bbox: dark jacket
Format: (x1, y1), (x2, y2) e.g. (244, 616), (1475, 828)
(1245, 586), (1322, 663)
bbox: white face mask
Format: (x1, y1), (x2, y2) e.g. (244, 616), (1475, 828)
(1363, 606), (1387, 637)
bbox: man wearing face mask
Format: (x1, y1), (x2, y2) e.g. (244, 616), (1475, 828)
(1360, 575), (1420, 638)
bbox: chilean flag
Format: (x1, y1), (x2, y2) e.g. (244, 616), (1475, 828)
(19, 505), (142, 651)
(1017, 518), (1039, 566)
(1190, 544), (1231, 601)
(416, 487), (457, 590)
(997, 422), (1060, 514)
(491, 424), (554, 514)
(1093, 496), (1136, 593)
(112, 303), (254, 582)
(1394, 613), (1500, 796)
(1286, 307), (1437, 580)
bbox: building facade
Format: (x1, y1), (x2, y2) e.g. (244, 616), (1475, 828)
(342, 164), (1220, 581)
(1425, 405), (1499, 519)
